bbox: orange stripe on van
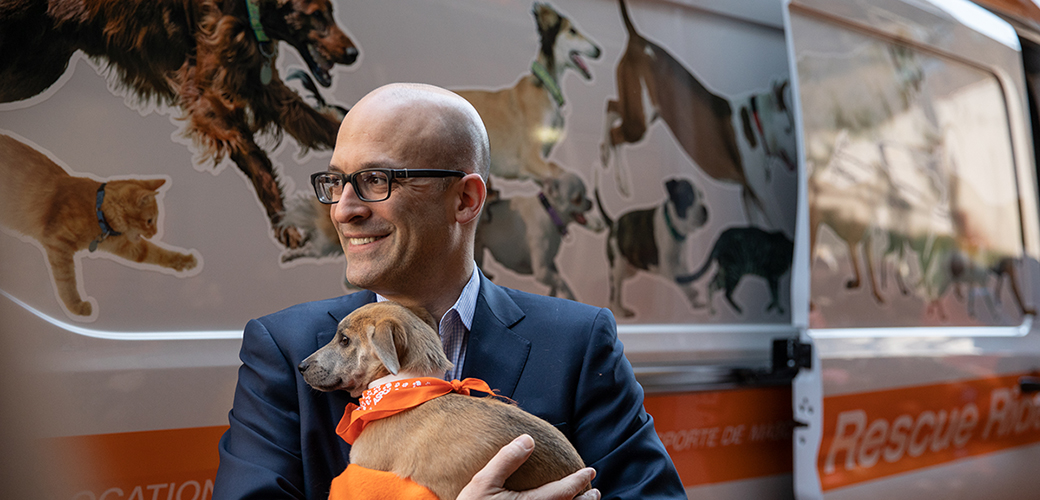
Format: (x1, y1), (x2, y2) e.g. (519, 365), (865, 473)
(644, 386), (794, 486)
(51, 425), (228, 499)
(48, 389), (799, 495)
(51, 394), (794, 495)
(49, 393), (794, 496)
(819, 372), (1040, 491)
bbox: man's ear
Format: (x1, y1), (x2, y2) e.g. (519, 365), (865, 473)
(455, 173), (486, 225)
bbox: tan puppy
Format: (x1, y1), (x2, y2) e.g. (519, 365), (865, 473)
(298, 301), (586, 500)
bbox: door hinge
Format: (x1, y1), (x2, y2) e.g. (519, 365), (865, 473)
(733, 337), (813, 385)
(773, 337), (812, 374)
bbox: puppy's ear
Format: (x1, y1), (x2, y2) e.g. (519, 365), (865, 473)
(404, 305), (438, 332)
(371, 320), (402, 375)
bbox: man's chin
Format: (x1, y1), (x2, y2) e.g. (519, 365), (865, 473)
(343, 270), (373, 290)
(344, 260), (389, 289)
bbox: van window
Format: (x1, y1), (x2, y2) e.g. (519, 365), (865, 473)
(795, 15), (1028, 328)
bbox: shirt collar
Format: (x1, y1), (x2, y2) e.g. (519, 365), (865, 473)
(375, 265), (480, 329)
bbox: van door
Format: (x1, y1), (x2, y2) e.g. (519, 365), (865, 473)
(784, 0), (1040, 498)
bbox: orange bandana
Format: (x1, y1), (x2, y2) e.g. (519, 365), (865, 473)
(336, 377), (496, 445)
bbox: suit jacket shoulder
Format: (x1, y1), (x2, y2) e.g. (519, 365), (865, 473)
(466, 276), (686, 499)
(215, 290), (374, 500)
(254, 290), (375, 360)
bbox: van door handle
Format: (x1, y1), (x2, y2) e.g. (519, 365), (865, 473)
(1019, 376), (1040, 393)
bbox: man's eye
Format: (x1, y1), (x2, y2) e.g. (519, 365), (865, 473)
(361, 174), (387, 186)
(322, 174), (343, 187)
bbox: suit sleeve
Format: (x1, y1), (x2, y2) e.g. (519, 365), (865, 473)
(213, 318), (306, 500)
(573, 308), (686, 499)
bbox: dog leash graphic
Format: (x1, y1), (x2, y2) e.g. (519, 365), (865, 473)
(538, 192), (570, 236)
(246, 0), (275, 85)
(90, 183), (122, 252)
(663, 203), (685, 242)
(531, 61), (564, 108)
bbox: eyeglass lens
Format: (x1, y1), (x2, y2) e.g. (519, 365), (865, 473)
(313, 170), (391, 203)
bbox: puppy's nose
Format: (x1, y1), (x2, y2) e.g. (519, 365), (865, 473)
(298, 360), (310, 373)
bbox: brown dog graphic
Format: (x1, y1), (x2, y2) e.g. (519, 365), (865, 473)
(0, 0), (359, 249)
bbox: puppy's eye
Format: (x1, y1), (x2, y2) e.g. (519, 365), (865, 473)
(339, 335), (351, 346)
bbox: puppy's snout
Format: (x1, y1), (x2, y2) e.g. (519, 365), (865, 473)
(298, 359), (311, 374)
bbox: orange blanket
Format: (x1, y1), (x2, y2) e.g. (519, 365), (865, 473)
(329, 464), (439, 500)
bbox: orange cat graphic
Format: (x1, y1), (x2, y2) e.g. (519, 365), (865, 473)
(0, 133), (199, 317)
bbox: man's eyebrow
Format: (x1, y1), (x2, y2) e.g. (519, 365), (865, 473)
(328, 161), (396, 174)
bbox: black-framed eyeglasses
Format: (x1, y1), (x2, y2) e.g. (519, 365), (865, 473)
(310, 168), (466, 204)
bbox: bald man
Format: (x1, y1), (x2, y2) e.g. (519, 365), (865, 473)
(214, 83), (684, 499)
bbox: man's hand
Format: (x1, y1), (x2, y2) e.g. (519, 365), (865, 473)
(457, 434), (601, 500)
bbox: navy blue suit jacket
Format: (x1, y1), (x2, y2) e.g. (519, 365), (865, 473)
(214, 275), (685, 499)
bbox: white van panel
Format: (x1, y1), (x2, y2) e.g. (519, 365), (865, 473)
(786, 0), (1040, 497)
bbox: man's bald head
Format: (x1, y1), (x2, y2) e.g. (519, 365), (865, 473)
(345, 83), (490, 179)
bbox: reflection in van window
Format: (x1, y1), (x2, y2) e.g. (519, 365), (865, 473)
(792, 15), (1028, 328)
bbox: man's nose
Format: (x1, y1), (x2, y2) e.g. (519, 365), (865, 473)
(330, 183), (370, 223)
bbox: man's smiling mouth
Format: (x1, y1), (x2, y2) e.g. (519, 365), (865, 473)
(349, 236), (382, 245)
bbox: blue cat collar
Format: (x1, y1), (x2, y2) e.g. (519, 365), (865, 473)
(91, 183), (122, 252)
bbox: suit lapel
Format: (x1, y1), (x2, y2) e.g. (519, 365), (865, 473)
(462, 274), (531, 399)
(319, 290), (377, 348)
